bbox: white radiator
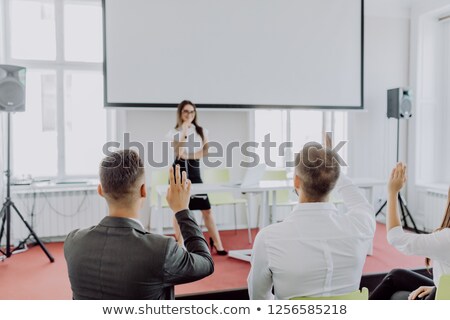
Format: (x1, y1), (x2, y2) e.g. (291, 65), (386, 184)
(4, 188), (107, 243)
(424, 190), (448, 231)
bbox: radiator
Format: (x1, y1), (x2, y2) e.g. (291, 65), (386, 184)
(424, 190), (448, 231)
(3, 188), (107, 243)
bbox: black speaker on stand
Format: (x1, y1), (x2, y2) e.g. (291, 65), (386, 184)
(375, 88), (420, 233)
(0, 64), (54, 262)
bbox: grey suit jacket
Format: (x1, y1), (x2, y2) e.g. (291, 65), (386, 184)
(64, 209), (214, 299)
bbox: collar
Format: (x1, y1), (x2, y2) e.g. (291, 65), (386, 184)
(129, 217), (145, 229)
(177, 124), (196, 131)
(99, 216), (147, 234)
(287, 202), (337, 217)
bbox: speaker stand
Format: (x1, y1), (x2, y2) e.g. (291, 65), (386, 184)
(375, 116), (420, 233)
(0, 113), (54, 262)
(375, 193), (420, 233)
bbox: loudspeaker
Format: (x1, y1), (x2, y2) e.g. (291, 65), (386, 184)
(387, 88), (412, 119)
(0, 65), (26, 112)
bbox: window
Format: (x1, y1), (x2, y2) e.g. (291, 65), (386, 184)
(415, 15), (450, 184)
(64, 1), (103, 62)
(9, 0), (56, 60)
(290, 110), (323, 153)
(12, 69), (58, 177)
(254, 110), (286, 168)
(64, 71), (105, 175)
(4, 0), (105, 178)
(254, 110), (348, 169)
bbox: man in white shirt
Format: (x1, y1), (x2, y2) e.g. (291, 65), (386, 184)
(248, 141), (375, 299)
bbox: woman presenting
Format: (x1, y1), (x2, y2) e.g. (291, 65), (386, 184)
(168, 100), (227, 255)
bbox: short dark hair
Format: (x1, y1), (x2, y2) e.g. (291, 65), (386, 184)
(99, 149), (145, 202)
(294, 142), (340, 201)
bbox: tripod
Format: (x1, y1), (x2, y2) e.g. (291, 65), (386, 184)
(375, 115), (419, 233)
(0, 113), (54, 262)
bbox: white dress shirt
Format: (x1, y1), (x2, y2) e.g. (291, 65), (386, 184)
(247, 174), (375, 299)
(167, 125), (208, 154)
(387, 226), (450, 285)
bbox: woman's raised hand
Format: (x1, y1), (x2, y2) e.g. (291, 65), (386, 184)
(388, 162), (407, 194)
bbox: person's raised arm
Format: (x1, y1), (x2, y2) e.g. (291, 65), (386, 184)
(324, 132), (372, 215)
(386, 165), (450, 258)
(386, 163), (406, 231)
(163, 165), (214, 285)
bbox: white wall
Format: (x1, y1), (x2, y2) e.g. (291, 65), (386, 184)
(407, 0), (450, 227)
(124, 108), (251, 175)
(347, 15), (411, 210)
(124, 108), (252, 230)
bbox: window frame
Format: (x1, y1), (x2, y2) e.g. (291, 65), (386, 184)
(252, 109), (348, 171)
(3, 0), (105, 180)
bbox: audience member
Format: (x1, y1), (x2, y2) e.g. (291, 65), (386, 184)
(370, 163), (450, 300)
(64, 150), (214, 299)
(248, 138), (375, 299)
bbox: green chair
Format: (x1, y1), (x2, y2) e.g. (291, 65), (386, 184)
(436, 274), (450, 300)
(150, 169), (169, 209)
(149, 169), (170, 233)
(290, 288), (369, 300)
(261, 169), (297, 223)
(203, 168), (252, 243)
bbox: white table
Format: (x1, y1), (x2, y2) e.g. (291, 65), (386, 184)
(155, 180), (293, 235)
(155, 179), (383, 261)
(155, 181), (292, 261)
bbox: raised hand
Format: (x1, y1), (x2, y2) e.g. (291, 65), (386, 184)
(388, 162), (407, 194)
(166, 165), (191, 213)
(323, 132), (333, 149)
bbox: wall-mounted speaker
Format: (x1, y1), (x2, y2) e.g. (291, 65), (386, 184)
(387, 88), (412, 119)
(0, 65), (26, 112)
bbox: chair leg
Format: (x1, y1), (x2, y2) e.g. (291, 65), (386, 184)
(245, 203), (252, 244)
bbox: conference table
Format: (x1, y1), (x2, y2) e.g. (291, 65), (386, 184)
(155, 180), (293, 233)
(155, 180), (293, 261)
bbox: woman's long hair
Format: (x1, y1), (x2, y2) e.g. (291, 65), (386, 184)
(425, 196), (450, 269)
(175, 100), (205, 142)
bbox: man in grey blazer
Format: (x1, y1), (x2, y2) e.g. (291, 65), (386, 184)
(64, 149), (214, 299)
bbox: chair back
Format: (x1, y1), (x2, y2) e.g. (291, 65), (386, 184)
(436, 274), (450, 300)
(203, 168), (236, 204)
(204, 168), (230, 183)
(290, 288), (369, 300)
(150, 169), (169, 207)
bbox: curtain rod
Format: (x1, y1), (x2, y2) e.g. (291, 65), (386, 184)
(438, 15), (450, 22)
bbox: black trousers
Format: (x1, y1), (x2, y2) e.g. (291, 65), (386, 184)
(369, 268), (435, 300)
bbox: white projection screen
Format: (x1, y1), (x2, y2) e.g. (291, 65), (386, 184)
(103, 0), (363, 109)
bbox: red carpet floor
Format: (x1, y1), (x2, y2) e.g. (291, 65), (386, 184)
(0, 223), (424, 300)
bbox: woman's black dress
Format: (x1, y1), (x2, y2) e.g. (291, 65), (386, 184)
(173, 158), (211, 210)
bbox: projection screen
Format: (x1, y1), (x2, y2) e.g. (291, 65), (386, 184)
(103, 0), (363, 109)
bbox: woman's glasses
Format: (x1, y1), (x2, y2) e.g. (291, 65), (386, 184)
(182, 110), (195, 115)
